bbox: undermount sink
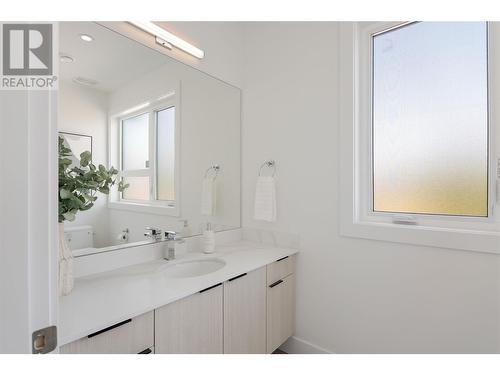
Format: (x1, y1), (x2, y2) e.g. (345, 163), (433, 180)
(162, 258), (226, 278)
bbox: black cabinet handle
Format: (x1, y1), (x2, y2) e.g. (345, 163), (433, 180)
(228, 273), (247, 282)
(276, 256), (289, 262)
(88, 319), (132, 338)
(138, 348), (152, 354)
(269, 279), (284, 288)
(199, 283), (222, 294)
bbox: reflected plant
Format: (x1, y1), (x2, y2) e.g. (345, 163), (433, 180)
(58, 136), (128, 223)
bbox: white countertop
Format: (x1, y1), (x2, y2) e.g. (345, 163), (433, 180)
(59, 241), (298, 346)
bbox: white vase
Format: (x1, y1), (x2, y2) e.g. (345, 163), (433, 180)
(58, 223), (74, 296)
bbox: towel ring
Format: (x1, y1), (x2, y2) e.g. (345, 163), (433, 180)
(204, 164), (220, 179)
(259, 160), (276, 177)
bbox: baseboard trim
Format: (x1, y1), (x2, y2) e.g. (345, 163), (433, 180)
(279, 336), (332, 354)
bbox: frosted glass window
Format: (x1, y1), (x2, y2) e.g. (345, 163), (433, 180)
(122, 176), (150, 201)
(372, 22), (488, 217)
(156, 107), (175, 201)
(122, 113), (149, 170)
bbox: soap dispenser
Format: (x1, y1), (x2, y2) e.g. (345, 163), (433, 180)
(179, 219), (191, 237)
(202, 222), (215, 254)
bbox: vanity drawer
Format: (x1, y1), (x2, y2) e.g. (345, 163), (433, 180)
(267, 255), (295, 285)
(60, 311), (154, 354)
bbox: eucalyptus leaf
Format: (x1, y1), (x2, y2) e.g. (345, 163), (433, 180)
(80, 151), (91, 167)
(59, 189), (72, 199)
(80, 203), (94, 211)
(62, 211), (76, 221)
(58, 135), (128, 223)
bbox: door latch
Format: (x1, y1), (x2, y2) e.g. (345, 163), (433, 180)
(32, 326), (57, 354)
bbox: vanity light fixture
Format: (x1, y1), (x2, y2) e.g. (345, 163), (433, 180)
(80, 34), (94, 42)
(155, 37), (173, 51)
(129, 21), (205, 59)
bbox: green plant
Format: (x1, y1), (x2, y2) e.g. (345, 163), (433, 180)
(58, 136), (128, 223)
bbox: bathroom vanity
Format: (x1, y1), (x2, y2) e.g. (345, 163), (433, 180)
(59, 241), (297, 354)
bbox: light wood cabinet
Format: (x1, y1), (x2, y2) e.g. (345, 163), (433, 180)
(62, 254), (297, 354)
(60, 311), (154, 354)
(223, 267), (267, 353)
(266, 262), (295, 353)
(267, 255), (295, 285)
(154, 284), (223, 354)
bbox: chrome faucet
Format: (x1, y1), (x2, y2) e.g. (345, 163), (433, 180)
(163, 231), (185, 260)
(144, 227), (163, 241)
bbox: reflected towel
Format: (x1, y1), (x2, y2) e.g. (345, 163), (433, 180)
(254, 176), (277, 222)
(58, 224), (74, 296)
(201, 176), (217, 216)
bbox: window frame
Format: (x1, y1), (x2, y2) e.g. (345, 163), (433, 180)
(108, 92), (181, 216)
(339, 21), (500, 253)
(367, 21), (493, 224)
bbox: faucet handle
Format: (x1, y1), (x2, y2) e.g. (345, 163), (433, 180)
(144, 227), (162, 239)
(164, 230), (180, 240)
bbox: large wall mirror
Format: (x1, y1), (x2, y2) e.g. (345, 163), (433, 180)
(59, 22), (241, 251)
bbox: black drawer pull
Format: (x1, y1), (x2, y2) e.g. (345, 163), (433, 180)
(138, 348), (152, 354)
(228, 273), (247, 282)
(269, 279), (284, 288)
(276, 256), (289, 262)
(88, 319), (132, 338)
(199, 283), (222, 293)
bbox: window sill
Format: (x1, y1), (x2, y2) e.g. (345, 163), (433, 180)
(108, 201), (180, 217)
(340, 219), (500, 254)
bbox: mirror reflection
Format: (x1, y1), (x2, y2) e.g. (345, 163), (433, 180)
(58, 22), (241, 252)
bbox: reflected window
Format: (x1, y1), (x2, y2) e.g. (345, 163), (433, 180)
(156, 107), (176, 201)
(372, 22), (488, 217)
(122, 113), (149, 171)
(119, 100), (176, 204)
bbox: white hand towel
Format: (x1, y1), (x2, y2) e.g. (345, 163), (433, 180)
(254, 176), (277, 222)
(201, 176), (217, 216)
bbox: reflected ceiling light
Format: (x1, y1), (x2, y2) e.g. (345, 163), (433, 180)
(73, 76), (98, 86)
(60, 54), (74, 63)
(129, 21), (204, 59)
(119, 101), (151, 116)
(157, 91), (175, 101)
(80, 34), (94, 42)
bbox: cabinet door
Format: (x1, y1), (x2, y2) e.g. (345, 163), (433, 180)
(155, 284), (223, 354)
(267, 255), (295, 285)
(60, 311), (154, 354)
(267, 273), (295, 353)
(223, 267), (267, 353)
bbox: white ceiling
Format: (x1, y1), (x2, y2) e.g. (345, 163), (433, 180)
(59, 22), (168, 93)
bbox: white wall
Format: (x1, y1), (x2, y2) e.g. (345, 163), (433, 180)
(58, 81), (110, 247)
(241, 22), (500, 353)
